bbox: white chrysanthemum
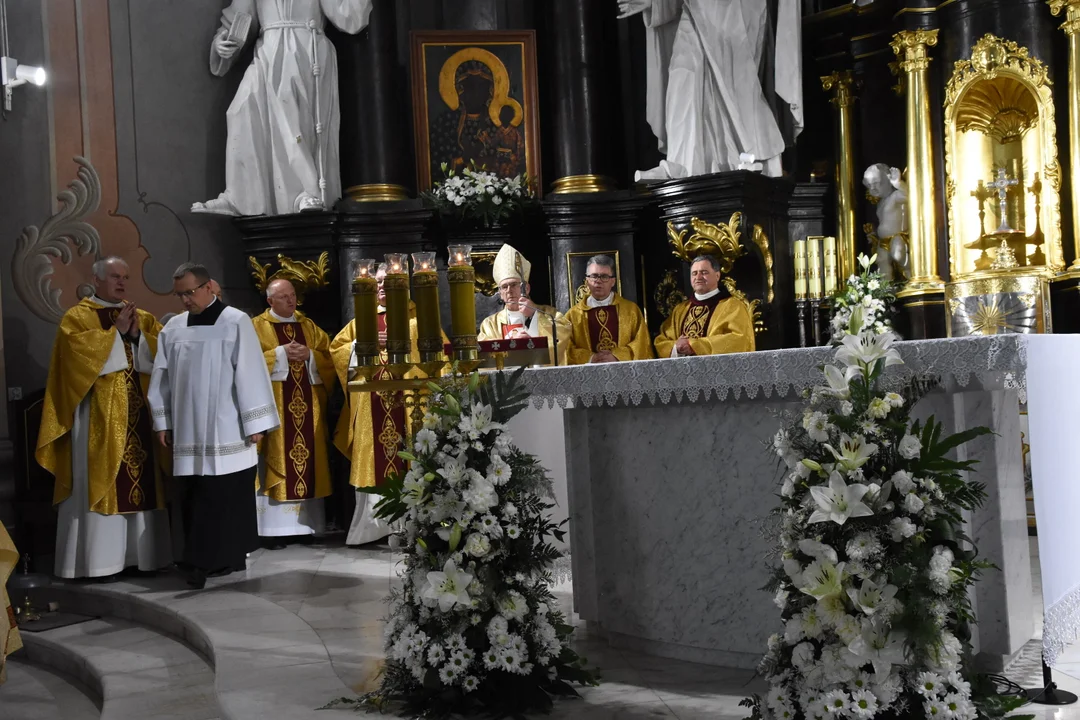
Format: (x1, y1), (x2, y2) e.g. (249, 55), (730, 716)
(438, 663), (461, 685)
(903, 493), (925, 514)
(506, 525), (521, 540)
(888, 517), (917, 542)
(867, 397), (891, 419)
(898, 433), (921, 459)
(463, 532), (492, 558)
(462, 476), (498, 513)
(803, 411), (832, 442)
(482, 648), (501, 669)
(497, 591), (529, 621)
(884, 392), (904, 408)
(427, 643), (446, 666)
(822, 689), (849, 714)
(461, 674), (479, 693)
(846, 532), (883, 561)
(849, 689), (879, 718)
(487, 455), (512, 485)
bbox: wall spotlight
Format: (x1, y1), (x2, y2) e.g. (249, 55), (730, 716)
(1, 56), (47, 112)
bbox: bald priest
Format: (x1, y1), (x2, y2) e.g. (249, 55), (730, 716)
(477, 243), (563, 365)
(654, 255), (755, 358)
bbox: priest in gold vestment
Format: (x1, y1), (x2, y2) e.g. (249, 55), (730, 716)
(1, 520), (21, 685)
(37, 257), (171, 579)
(478, 244), (563, 365)
(654, 255), (755, 357)
(560, 255), (653, 365)
(330, 265), (448, 545)
(252, 279), (336, 543)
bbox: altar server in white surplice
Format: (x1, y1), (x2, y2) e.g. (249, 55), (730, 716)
(37, 257), (172, 580)
(148, 263), (280, 589)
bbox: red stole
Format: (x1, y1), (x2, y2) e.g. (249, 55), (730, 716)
(680, 294), (723, 338)
(94, 307), (156, 513)
(272, 322), (318, 500)
(372, 314), (406, 486)
(586, 305), (619, 353)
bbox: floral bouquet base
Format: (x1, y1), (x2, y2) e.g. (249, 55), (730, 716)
(743, 268), (1031, 720)
(327, 369), (597, 718)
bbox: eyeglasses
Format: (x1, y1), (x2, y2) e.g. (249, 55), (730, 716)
(498, 281), (523, 293)
(585, 274), (615, 281)
(173, 281), (208, 299)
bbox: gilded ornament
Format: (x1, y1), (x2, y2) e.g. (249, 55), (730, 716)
(667, 213), (746, 272)
(890, 29), (939, 74)
(249, 251), (332, 303)
(751, 224), (775, 304)
(820, 71), (856, 109)
(652, 270), (687, 320)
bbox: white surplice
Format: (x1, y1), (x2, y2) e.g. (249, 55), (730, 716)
(198, 0), (373, 215)
(256, 309), (326, 537)
(639, 0), (802, 180)
(148, 304), (280, 475)
(55, 297), (171, 579)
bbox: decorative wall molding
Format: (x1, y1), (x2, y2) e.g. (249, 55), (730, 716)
(12, 156), (102, 324)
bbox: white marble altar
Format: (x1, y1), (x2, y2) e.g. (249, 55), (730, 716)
(515, 335), (1080, 671)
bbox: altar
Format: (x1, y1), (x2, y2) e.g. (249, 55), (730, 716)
(514, 335), (1080, 672)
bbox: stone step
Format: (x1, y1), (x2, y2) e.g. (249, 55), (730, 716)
(14, 615), (220, 720)
(29, 578), (363, 720)
(0, 658), (101, 720)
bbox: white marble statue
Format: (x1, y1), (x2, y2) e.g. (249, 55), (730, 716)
(616, 0), (803, 181)
(863, 163), (910, 282)
(192, 0), (373, 217)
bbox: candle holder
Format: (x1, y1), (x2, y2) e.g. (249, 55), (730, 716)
(383, 253), (412, 367)
(411, 251), (444, 369)
(352, 259), (380, 381)
(448, 244), (479, 363)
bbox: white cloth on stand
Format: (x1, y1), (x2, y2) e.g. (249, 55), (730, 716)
(347, 490), (390, 545)
(55, 298), (171, 578)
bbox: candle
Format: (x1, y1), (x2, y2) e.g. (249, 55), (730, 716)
(352, 259), (378, 361)
(411, 251), (442, 361)
(447, 244), (478, 360)
(793, 240), (807, 300)
(383, 253), (411, 364)
(806, 236), (824, 299)
(823, 236), (838, 296)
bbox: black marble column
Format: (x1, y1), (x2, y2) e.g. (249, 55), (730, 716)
(333, 0), (411, 202)
(543, 0), (619, 194)
(545, 192), (645, 311)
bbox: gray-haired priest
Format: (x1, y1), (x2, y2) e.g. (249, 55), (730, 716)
(477, 243), (563, 365)
(148, 263), (280, 588)
(654, 255), (755, 357)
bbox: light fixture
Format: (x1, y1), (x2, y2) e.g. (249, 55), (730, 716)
(1, 0), (48, 113)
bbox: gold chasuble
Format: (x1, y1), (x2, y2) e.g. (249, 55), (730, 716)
(654, 295), (755, 357)
(252, 311), (336, 502)
(0, 520), (21, 685)
(37, 298), (163, 514)
(477, 305), (564, 365)
(332, 307), (448, 489)
(560, 294), (653, 365)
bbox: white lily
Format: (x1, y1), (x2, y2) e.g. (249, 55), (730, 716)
(823, 434), (878, 472)
(799, 560), (847, 600)
(835, 331), (904, 382)
(421, 558), (474, 612)
(846, 578), (898, 616)
(809, 472), (874, 525)
(848, 624), (907, 682)
(816, 364), (851, 400)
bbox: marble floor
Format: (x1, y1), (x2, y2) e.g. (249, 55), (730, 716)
(3, 537), (1080, 719)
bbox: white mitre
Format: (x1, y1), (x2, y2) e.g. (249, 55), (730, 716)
(492, 243), (531, 285)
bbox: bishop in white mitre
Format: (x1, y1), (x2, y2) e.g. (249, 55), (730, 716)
(37, 257), (172, 580)
(477, 244), (564, 366)
(148, 264), (279, 588)
(191, 0), (373, 216)
(618, 0), (802, 180)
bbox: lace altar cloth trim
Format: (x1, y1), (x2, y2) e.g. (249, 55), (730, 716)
(1044, 583), (1080, 667)
(523, 335), (1028, 408)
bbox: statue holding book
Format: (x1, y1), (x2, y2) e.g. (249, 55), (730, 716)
(192, 0), (373, 217)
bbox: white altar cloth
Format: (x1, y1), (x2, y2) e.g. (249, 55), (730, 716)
(517, 335), (1080, 667)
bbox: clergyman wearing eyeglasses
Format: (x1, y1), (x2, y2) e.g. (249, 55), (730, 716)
(477, 244), (564, 366)
(147, 262), (280, 588)
(558, 255), (653, 365)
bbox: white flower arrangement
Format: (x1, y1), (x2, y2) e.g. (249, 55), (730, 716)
(423, 162), (537, 228)
(743, 280), (1030, 720)
(332, 369), (596, 717)
(829, 254), (898, 344)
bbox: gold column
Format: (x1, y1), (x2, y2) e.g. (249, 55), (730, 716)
(891, 29), (945, 295)
(1050, 0), (1080, 271)
(820, 71), (857, 281)
(345, 184), (410, 202)
(550, 175), (618, 194)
